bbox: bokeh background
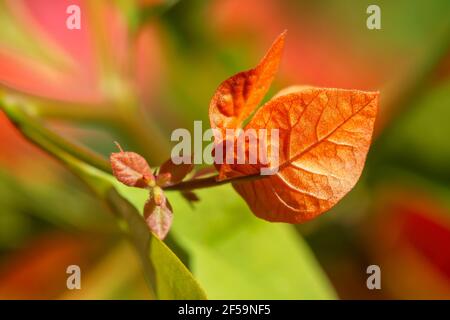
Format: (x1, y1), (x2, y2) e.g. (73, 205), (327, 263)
(0, 0), (450, 299)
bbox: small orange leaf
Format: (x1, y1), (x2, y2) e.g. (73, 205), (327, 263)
(227, 87), (378, 223)
(110, 143), (154, 188)
(209, 30), (286, 138)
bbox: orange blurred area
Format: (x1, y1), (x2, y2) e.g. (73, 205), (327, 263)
(0, 233), (104, 299)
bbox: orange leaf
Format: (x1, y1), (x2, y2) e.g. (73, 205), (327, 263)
(209, 30), (286, 138)
(227, 87), (378, 223)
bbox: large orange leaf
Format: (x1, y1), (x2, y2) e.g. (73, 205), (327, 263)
(231, 88), (378, 222)
(209, 32), (379, 223)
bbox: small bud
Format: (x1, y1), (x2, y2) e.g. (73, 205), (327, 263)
(110, 142), (154, 188)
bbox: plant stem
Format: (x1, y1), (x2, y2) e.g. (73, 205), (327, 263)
(164, 172), (265, 191)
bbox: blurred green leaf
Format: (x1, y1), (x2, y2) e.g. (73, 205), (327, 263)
(371, 80), (450, 184)
(172, 186), (337, 299)
(120, 185), (337, 299)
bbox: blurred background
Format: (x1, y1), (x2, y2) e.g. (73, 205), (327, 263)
(0, 0), (449, 299)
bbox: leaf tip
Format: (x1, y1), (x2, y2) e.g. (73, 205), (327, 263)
(113, 141), (124, 153)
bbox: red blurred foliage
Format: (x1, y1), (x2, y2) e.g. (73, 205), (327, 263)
(396, 199), (450, 280)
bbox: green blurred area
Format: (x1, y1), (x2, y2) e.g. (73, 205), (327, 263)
(0, 0), (449, 299)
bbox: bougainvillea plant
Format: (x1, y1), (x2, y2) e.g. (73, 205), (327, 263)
(110, 31), (379, 240)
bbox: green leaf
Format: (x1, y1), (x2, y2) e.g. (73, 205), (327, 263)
(119, 185), (337, 299)
(171, 186), (337, 299)
(0, 101), (207, 300)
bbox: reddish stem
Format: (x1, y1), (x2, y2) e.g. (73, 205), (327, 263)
(163, 172), (265, 191)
